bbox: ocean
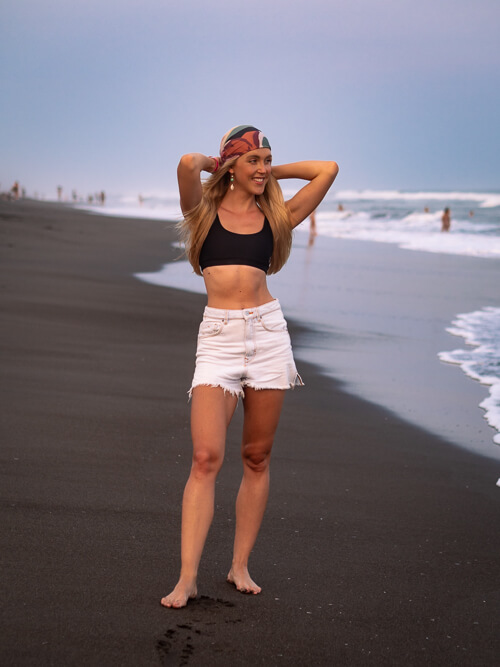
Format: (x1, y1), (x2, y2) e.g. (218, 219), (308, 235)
(79, 189), (500, 456)
(81, 188), (500, 259)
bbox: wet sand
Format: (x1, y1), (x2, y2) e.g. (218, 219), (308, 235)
(1, 200), (499, 666)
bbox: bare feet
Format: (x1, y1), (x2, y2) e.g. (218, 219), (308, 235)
(227, 566), (262, 595)
(161, 579), (197, 609)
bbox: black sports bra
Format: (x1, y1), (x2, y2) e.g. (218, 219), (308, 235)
(199, 214), (274, 273)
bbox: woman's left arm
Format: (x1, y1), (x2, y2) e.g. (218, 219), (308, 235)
(272, 161), (339, 228)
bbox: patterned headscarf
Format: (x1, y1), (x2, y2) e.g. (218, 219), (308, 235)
(220, 125), (271, 164)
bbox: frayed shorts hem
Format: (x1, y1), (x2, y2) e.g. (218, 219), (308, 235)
(188, 374), (304, 401)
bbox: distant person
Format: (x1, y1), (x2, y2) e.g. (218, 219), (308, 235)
(441, 207), (451, 232)
(100, 191), (106, 205)
(337, 203), (344, 211)
(57, 186), (63, 201)
(161, 124), (338, 609)
(11, 181), (20, 200)
(138, 194), (144, 206)
(469, 210), (474, 217)
(424, 206), (430, 213)
(308, 209), (317, 246)
(72, 189), (78, 202)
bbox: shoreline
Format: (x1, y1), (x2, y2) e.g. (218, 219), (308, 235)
(282, 232), (500, 461)
(1, 200), (500, 665)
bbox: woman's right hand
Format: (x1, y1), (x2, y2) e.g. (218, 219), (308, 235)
(177, 153), (215, 214)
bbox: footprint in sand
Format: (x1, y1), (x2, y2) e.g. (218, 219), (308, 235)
(156, 596), (243, 665)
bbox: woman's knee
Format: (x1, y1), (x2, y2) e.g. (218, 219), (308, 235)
(191, 447), (224, 478)
(241, 441), (272, 473)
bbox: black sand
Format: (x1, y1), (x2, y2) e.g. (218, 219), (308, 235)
(1, 200), (499, 666)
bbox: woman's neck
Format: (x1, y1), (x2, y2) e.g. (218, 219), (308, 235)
(220, 192), (258, 215)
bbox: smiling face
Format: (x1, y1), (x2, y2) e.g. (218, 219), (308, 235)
(230, 148), (272, 194)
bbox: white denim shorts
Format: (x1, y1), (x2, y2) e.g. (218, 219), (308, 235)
(189, 299), (303, 398)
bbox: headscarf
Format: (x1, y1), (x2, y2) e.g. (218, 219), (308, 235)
(220, 125), (271, 164)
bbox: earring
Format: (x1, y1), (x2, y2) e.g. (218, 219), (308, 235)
(230, 174), (234, 191)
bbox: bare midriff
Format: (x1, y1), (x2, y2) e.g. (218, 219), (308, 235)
(202, 265), (274, 310)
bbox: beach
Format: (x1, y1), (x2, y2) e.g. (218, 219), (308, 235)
(1, 199), (500, 666)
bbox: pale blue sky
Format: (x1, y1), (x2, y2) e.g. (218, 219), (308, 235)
(1, 0), (499, 198)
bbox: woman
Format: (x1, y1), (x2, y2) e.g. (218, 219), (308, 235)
(161, 125), (338, 608)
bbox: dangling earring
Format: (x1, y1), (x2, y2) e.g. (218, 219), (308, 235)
(230, 173), (234, 191)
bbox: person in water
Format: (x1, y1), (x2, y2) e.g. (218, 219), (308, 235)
(441, 207), (451, 232)
(161, 125), (338, 608)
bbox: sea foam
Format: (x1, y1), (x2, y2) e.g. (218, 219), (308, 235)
(439, 307), (500, 445)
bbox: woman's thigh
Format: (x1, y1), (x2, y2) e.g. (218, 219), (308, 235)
(191, 386), (239, 459)
(242, 389), (285, 455)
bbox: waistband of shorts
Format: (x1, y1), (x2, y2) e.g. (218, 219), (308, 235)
(203, 298), (282, 321)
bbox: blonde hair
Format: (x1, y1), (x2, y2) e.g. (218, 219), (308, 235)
(177, 159), (293, 276)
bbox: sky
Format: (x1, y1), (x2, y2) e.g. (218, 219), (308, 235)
(1, 0), (499, 199)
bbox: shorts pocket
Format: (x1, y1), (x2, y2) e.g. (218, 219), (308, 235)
(199, 320), (223, 337)
(260, 310), (288, 332)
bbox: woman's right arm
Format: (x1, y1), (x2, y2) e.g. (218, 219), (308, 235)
(177, 153), (218, 214)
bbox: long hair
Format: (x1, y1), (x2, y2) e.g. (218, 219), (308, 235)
(177, 159), (293, 276)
